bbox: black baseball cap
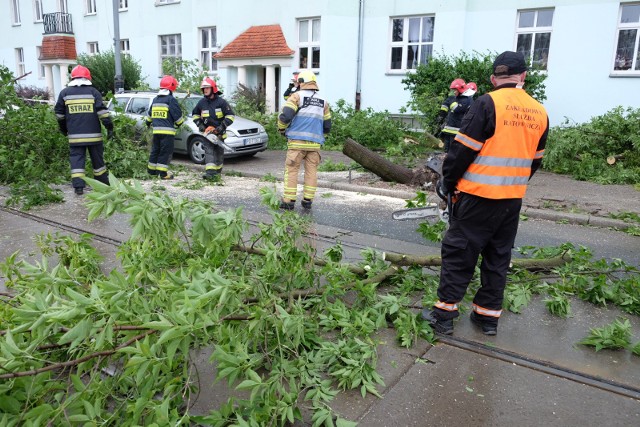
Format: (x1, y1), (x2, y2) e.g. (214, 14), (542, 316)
(493, 51), (528, 76)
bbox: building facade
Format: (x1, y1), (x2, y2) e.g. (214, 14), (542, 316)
(2, 0), (639, 126)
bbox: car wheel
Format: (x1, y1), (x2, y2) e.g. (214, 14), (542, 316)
(188, 136), (207, 164)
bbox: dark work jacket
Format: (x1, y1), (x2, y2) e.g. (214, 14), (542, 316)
(54, 84), (112, 146)
(191, 95), (235, 130)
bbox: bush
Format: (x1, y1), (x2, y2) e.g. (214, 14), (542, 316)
(231, 84), (266, 114)
(324, 99), (406, 151)
(402, 50), (547, 134)
(543, 107), (640, 184)
(77, 50), (143, 95)
(14, 85), (51, 101)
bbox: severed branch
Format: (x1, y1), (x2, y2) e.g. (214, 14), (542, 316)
(0, 329), (157, 379)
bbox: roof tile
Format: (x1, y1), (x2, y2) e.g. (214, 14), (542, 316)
(214, 25), (294, 59)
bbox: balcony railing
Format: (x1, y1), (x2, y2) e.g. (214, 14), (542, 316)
(43, 12), (73, 35)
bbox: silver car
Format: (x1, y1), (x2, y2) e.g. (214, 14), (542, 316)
(108, 92), (268, 163)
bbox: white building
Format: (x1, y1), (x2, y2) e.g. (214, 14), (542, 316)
(2, 0), (640, 126)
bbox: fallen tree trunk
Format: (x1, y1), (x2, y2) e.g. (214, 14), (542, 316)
(343, 138), (414, 183)
(382, 251), (571, 270)
(342, 137), (440, 186)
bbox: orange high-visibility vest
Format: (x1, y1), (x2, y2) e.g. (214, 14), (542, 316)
(455, 88), (547, 199)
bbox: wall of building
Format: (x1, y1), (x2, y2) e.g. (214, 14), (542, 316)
(1, 0), (637, 127)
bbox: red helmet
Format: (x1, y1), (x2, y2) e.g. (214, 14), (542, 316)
(465, 82), (477, 91)
(71, 65), (91, 80)
(160, 75), (179, 92)
(449, 78), (466, 93)
(200, 77), (219, 94)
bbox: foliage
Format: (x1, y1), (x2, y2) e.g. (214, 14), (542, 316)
(325, 100), (407, 151)
(0, 176), (436, 425)
(402, 50), (547, 134)
(77, 50), (143, 95)
(103, 114), (149, 180)
(544, 288), (572, 318)
(543, 107), (640, 184)
(231, 83), (266, 114)
(318, 159), (355, 172)
(14, 85), (51, 101)
(579, 318), (633, 351)
(161, 58), (211, 95)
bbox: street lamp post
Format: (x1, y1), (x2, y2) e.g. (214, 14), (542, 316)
(113, 0), (124, 93)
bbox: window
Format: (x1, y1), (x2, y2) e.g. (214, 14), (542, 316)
(85, 0), (97, 15)
(58, 0), (68, 13)
(156, 0), (180, 4)
(16, 48), (25, 77)
(11, 0), (21, 25)
(200, 27), (218, 72)
(87, 42), (99, 55)
(108, 96), (131, 112)
(297, 18), (321, 70)
(389, 15), (435, 72)
(515, 9), (553, 70)
(119, 0), (128, 11)
(613, 3), (640, 72)
(126, 97), (151, 115)
(120, 39), (130, 55)
(36, 46), (45, 78)
(160, 34), (182, 73)
(34, 0), (43, 22)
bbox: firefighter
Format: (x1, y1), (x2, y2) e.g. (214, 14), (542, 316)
(423, 51), (549, 336)
(462, 82), (477, 98)
(144, 75), (184, 179)
(191, 77), (235, 180)
(283, 71), (299, 100)
(436, 78), (473, 153)
(277, 70), (332, 210)
(54, 64), (113, 195)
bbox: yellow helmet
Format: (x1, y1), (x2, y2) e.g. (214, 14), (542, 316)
(297, 70), (316, 84)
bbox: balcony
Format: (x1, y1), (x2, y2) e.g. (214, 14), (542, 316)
(43, 12), (73, 35)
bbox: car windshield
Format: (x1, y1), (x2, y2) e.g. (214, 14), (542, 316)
(177, 96), (202, 116)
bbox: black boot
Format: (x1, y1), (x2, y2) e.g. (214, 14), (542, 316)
(279, 200), (295, 210)
(301, 198), (313, 209)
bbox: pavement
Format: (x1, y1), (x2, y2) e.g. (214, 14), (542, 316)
(1, 150), (640, 425)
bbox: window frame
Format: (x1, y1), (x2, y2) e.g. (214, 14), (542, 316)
(87, 42), (99, 55)
(33, 0), (43, 23)
(199, 27), (218, 74)
(159, 34), (182, 74)
(120, 39), (130, 55)
(514, 8), (554, 71)
(612, 2), (640, 75)
(85, 0), (97, 16)
(387, 15), (436, 74)
(156, 0), (180, 5)
(16, 48), (25, 77)
(297, 17), (321, 71)
(58, 0), (68, 13)
(119, 0), (128, 11)
(11, 0), (21, 25)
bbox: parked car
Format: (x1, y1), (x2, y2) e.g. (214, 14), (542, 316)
(108, 92), (268, 163)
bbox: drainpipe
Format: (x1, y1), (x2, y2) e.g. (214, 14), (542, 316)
(355, 0), (365, 111)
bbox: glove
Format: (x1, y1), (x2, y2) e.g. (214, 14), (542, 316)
(107, 129), (115, 140)
(215, 125), (225, 135)
(204, 126), (215, 135)
(146, 120), (152, 128)
(58, 121), (68, 136)
(435, 179), (448, 201)
(198, 123), (206, 133)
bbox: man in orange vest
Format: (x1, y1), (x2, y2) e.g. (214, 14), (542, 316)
(422, 51), (549, 336)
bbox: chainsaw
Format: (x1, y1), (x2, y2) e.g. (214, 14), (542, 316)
(204, 127), (233, 151)
(391, 156), (451, 223)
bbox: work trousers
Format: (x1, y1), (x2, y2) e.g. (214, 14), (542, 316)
(434, 193), (522, 326)
(148, 134), (174, 177)
(70, 144), (109, 189)
(204, 138), (224, 175)
(282, 148), (321, 202)
(441, 133), (455, 153)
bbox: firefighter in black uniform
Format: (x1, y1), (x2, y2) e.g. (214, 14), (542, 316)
(144, 75), (184, 179)
(423, 51), (549, 336)
(436, 78), (473, 153)
(54, 65), (113, 195)
(191, 77), (235, 180)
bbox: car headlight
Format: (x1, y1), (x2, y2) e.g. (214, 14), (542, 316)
(226, 129), (238, 137)
(258, 125), (266, 133)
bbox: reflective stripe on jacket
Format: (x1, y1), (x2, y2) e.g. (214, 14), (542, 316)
(455, 88), (547, 199)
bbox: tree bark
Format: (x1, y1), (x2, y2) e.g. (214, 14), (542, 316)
(343, 138), (415, 183)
